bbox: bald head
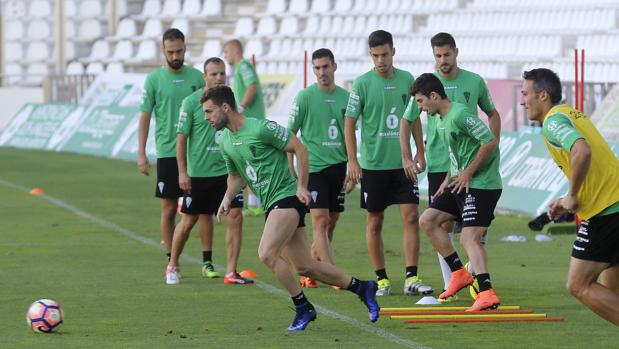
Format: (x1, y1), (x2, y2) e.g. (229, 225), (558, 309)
(223, 39), (243, 66)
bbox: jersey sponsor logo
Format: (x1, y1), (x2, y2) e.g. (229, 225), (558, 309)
(245, 162), (258, 182)
(172, 79), (186, 83)
(380, 107), (400, 137)
(323, 98), (336, 103)
(383, 86), (396, 90)
(266, 121), (278, 130)
(328, 119), (339, 140)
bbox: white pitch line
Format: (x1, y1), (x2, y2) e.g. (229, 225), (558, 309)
(1, 177), (428, 349)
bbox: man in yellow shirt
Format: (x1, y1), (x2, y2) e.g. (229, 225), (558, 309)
(521, 68), (619, 326)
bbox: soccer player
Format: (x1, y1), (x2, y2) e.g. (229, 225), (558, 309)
(521, 68), (619, 326)
(415, 73), (502, 311)
(202, 85), (380, 331)
(223, 39), (266, 216)
(344, 30), (433, 297)
(287, 48), (349, 289)
(138, 28), (205, 262)
(400, 32), (501, 297)
(165, 57), (251, 285)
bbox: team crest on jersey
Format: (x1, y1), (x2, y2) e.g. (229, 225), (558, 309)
(266, 121), (278, 130)
(191, 85), (197, 91)
(249, 145), (258, 157)
(464, 92), (471, 103)
(401, 94), (407, 106)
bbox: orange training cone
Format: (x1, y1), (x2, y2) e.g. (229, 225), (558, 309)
(29, 188), (44, 195)
(240, 269), (257, 278)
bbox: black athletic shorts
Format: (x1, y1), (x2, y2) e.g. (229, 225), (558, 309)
(265, 196), (307, 228)
(180, 175), (243, 215)
(155, 157), (183, 199)
(427, 171), (448, 205)
(360, 168), (419, 212)
(308, 162), (346, 212)
(430, 188), (502, 228)
(572, 210), (619, 264)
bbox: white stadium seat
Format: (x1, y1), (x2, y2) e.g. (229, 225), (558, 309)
(160, 0), (182, 19)
(26, 21), (51, 41)
(108, 40), (134, 62)
(29, 0), (52, 18)
(279, 17), (299, 36)
(4, 42), (24, 62)
(244, 39), (264, 58)
(78, 0), (104, 18)
(200, 39), (222, 58)
(171, 18), (191, 36)
(266, 0), (286, 15)
(3, 63), (23, 85)
(23, 63), (49, 86)
(136, 0), (162, 20)
(256, 17), (277, 37)
(131, 40), (157, 62)
(86, 62), (105, 75)
(66, 61), (85, 75)
(334, 0), (353, 13)
(83, 40), (111, 62)
(288, 0), (308, 14)
(112, 18), (137, 41)
(201, 0), (222, 17)
(182, 0), (202, 17)
(106, 62), (125, 73)
(4, 21), (24, 40)
(24, 42), (50, 63)
(140, 19), (163, 39)
(310, 0), (330, 13)
(106, 0), (128, 18)
(76, 19), (104, 41)
(234, 17), (255, 37)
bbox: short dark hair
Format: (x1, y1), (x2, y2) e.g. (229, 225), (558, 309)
(522, 68), (562, 104)
(411, 73), (447, 99)
(162, 28), (185, 45)
(200, 85), (237, 110)
(430, 32), (456, 48)
(368, 30), (393, 48)
(203, 57), (224, 73)
(311, 48), (335, 64)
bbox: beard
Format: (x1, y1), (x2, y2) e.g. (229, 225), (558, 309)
(167, 58), (184, 70)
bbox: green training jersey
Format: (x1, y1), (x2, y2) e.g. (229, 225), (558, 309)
(177, 88), (227, 178)
(345, 68), (413, 170)
(220, 118), (297, 210)
(288, 84), (349, 172)
(140, 65), (205, 158)
(404, 69), (496, 173)
(436, 102), (501, 190)
(233, 59), (266, 119)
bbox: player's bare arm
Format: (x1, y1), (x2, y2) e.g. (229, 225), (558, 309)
(176, 133), (191, 193)
(241, 83), (257, 110)
(217, 172), (245, 220)
(137, 111), (151, 176)
(486, 109), (501, 142)
(451, 138), (498, 194)
(284, 132), (311, 205)
(344, 117), (361, 185)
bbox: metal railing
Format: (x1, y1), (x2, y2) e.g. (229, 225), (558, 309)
(44, 74), (97, 104)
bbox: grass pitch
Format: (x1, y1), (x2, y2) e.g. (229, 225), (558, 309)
(1, 147), (618, 348)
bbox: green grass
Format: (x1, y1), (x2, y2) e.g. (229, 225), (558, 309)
(1, 147), (618, 348)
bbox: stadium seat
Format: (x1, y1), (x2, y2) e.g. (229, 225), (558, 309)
(244, 39), (264, 58)
(3, 1), (27, 17)
(136, 0), (162, 20)
(352, 16), (367, 36)
(76, 19), (104, 42)
(333, 0), (353, 14)
(265, 39), (282, 58)
(182, 0), (202, 17)
(4, 42), (23, 62)
(288, 0), (308, 14)
(78, 0), (104, 18)
(64, 21), (76, 38)
(265, 61), (278, 74)
(139, 19), (163, 39)
(160, 0), (182, 19)
(23, 63), (49, 86)
(3, 63), (23, 85)
(279, 17), (299, 36)
(234, 17), (255, 37)
(4, 20), (24, 40)
(199, 39), (222, 58)
(85, 62), (105, 75)
(60, 42), (77, 61)
(330, 16), (343, 36)
(107, 40), (134, 63)
(29, 0), (52, 18)
(106, 0), (128, 18)
(106, 62), (125, 73)
(171, 18), (191, 36)
(317, 16), (332, 35)
(255, 17), (277, 37)
(26, 21), (51, 41)
(265, 0), (286, 15)
(340, 16), (355, 36)
(111, 18), (137, 41)
(82, 40), (111, 63)
(304, 16), (319, 36)
(201, 0), (222, 17)
(130, 40), (157, 62)
(310, 0), (330, 13)
(352, 0), (368, 14)
(66, 61), (85, 75)
(24, 42), (50, 63)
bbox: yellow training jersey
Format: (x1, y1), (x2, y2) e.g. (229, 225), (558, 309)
(542, 104), (619, 220)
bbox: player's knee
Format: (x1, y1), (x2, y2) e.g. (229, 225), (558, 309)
(228, 208), (243, 226)
(295, 264), (313, 277)
(367, 213), (384, 232)
(419, 212), (433, 232)
(566, 275), (587, 299)
(405, 210), (419, 225)
(258, 249), (276, 269)
(313, 214), (330, 233)
(161, 207), (176, 221)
